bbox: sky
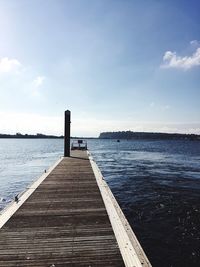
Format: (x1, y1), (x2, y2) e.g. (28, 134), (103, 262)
(0, 0), (200, 137)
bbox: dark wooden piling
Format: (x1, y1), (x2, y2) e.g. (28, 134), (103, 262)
(64, 110), (71, 157)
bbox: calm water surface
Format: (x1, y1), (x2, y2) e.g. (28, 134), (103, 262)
(0, 138), (200, 267)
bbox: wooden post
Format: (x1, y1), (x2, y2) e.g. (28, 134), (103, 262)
(64, 110), (71, 157)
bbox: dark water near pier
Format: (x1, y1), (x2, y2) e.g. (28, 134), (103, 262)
(0, 138), (200, 267)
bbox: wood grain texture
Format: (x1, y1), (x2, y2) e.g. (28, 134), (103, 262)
(0, 151), (125, 267)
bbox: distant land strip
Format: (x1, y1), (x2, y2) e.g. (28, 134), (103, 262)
(0, 133), (97, 139)
(99, 131), (200, 140)
(1, 131), (199, 140)
(0, 133), (63, 139)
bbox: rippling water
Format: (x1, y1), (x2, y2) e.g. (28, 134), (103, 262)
(0, 139), (63, 208)
(0, 138), (200, 267)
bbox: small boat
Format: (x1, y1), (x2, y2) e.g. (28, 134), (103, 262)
(71, 139), (87, 150)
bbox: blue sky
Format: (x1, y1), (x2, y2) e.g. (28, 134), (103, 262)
(0, 0), (200, 136)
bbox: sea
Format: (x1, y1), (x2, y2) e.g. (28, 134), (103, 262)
(0, 138), (200, 267)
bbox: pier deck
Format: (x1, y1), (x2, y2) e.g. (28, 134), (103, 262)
(0, 150), (151, 267)
(0, 151), (125, 267)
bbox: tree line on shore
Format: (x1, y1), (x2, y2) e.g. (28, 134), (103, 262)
(99, 131), (200, 140)
(0, 133), (63, 138)
(1, 131), (199, 140)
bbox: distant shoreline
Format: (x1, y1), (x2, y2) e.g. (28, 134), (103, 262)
(0, 133), (63, 139)
(0, 133), (97, 139)
(0, 131), (199, 140)
(99, 131), (200, 141)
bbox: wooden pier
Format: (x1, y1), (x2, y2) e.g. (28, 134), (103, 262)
(0, 150), (151, 266)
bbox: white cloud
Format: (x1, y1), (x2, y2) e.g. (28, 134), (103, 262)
(33, 76), (45, 87)
(161, 47), (200, 70)
(190, 40), (200, 46)
(0, 57), (22, 73)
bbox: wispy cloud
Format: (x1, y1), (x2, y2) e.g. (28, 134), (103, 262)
(33, 76), (45, 87)
(190, 40), (200, 47)
(0, 56), (46, 98)
(150, 102), (155, 108)
(30, 76), (46, 97)
(0, 57), (22, 73)
(161, 105), (170, 111)
(149, 102), (170, 111)
(161, 45), (200, 70)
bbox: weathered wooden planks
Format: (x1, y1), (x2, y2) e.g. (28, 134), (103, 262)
(0, 151), (125, 267)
